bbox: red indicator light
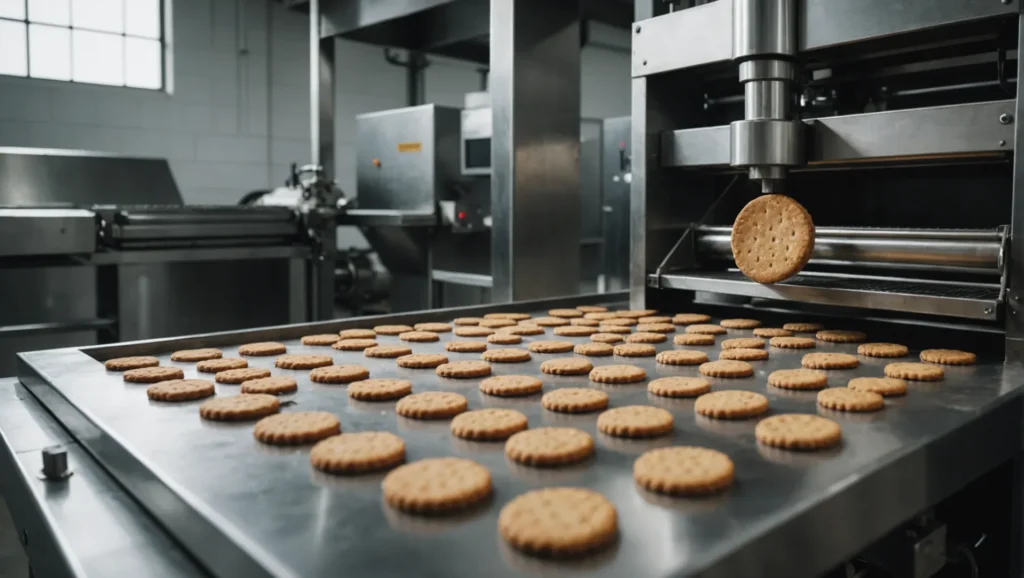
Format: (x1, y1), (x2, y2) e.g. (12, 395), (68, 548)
(619, 140), (625, 149)
(457, 211), (467, 220)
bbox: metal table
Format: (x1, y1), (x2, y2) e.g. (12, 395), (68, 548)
(11, 294), (1024, 577)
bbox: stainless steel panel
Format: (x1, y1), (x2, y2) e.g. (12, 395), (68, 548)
(15, 296), (1023, 577)
(490, 0), (582, 302)
(602, 117), (631, 292)
(0, 208), (95, 257)
(655, 270), (999, 320)
(357, 106), (445, 212)
(1008, 17), (1024, 356)
(662, 101), (1017, 167)
(632, 1), (733, 77)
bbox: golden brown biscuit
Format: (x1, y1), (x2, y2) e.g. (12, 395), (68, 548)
(549, 308), (584, 318)
(383, 458), (491, 514)
(479, 375), (542, 397)
(638, 316), (672, 324)
(570, 318), (600, 327)
(450, 409), (528, 440)
(553, 326), (597, 337)
(364, 345), (412, 358)
(698, 360), (754, 378)
(616, 309), (657, 319)
(454, 326), (495, 337)
(721, 338), (765, 350)
(504, 325), (545, 336)
(414, 322), (452, 333)
(505, 427), (594, 466)
(576, 305), (608, 313)
(445, 341), (488, 353)
(731, 194), (814, 283)
(238, 342), (286, 356)
(602, 317), (637, 326)
(339, 328), (376, 339)
(199, 394), (280, 421)
(848, 377), (907, 396)
(533, 316), (570, 327)
(374, 325), (414, 335)
(769, 336), (816, 349)
(435, 360), (492, 378)
(625, 332), (667, 344)
(170, 349), (223, 362)
(816, 329), (867, 343)
(540, 358), (594, 376)
(597, 406), (673, 438)
(301, 334), (340, 346)
(687, 324), (726, 335)
(720, 318), (761, 329)
(485, 313), (531, 321)
(574, 342), (614, 356)
(857, 343), (909, 358)
(613, 343), (657, 357)
(753, 327), (792, 338)
(648, 376), (711, 398)
(694, 390), (769, 419)
(817, 388), (884, 412)
(596, 325), (632, 334)
(528, 340), (575, 353)
(105, 356), (160, 371)
(480, 318), (517, 329)
(767, 368), (828, 390)
(399, 331), (440, 343)
(124, 366), (185, 383)
(498, 488), (617, 557)
(309, 364), (370, 384)
(801, 352), (859, 369)
(635, 323), (675, 334)
(240, 376), (298, 395)
(488, 333), (522, 345)
(673, 333), (716, 346)
(755, 414), (841, 450)
(920, 349), (976, 365)
(254, 411), (341, 445)
(782, 322), (823, 333)
(672, 313), (711, 325)
(884, 362), (944, 381)
(146, 379), (215, 401)
(396, 353), (448, 368)
(541, 388), (609, 413)
(215, 367), (270, 384)
(591, 332), (625, 343)
(333, 338), (379, 351)
(655, 349), (708, 366)
(589, 364), (646, 384)
(453, 317), (482, 326)
(719, 348), (769, 361)
(585, 312), (618, 320)
(310, 432), (405, 474)
(395, 392), (468, 419)
(634, 446), (734, 496)
(274, 354), (333, 370)
(480, 349), (531, 363)
(347, 378), (412, 401)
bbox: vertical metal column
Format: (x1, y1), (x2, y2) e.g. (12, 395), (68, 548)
(490, 0), (582, 302)
(318, 36), (335, 178)
(1007, 15), (1024, 362)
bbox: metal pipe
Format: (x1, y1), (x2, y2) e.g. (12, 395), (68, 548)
(309, 0), (320, 167)
(696, 226), (1002, 271)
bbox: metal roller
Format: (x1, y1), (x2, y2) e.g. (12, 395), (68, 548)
(695, 225), (1003, 273)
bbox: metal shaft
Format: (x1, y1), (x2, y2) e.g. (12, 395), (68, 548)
(309, 0), (320, 167)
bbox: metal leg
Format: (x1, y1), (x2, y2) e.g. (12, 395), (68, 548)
(490, 0), (582, 302)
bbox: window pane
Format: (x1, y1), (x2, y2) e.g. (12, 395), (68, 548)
(0, 21), (28, 77)
(29, 24), (71, 80)
(0, 0), (26, 20)
(125, 0), (159, 39)
(125, 36), (160, 89)
(72, 29), (123, 85)
(72, 0), (122, 33)
(28, 0), (70, 26)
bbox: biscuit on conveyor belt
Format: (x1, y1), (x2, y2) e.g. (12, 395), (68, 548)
(396, 392), (467, 419)
(124, 366), (184, 383)
(498, 488), (617, 558)
(253, 411), (341, 445)
(197, 357), (247, 372)
(310, 432), (405, 474)
(240, 376), (298, 395)
(574, 342), (614, 356)
(445, 341), (488, 353)
(170, 348), (223, 362)
(347, 378), (411, 401)
(147, 379), (216, 401)
(541, 388), (609, 413)
(383, 457), (492, 514)
(364, 345), (412, 358)
(731, 194), (814, 283)
(920, 349), (976, 365)
(576, 305), (608, 313)
(634, 446), (734, 496)
(105, 356), (160, 371)
(505, 427), (594, 466)
(755, 414), (841, 450)
(450, 409), (528, 440)
(648, 376), (711, 398)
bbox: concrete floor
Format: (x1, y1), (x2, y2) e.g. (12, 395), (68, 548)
(0, 498), (28, 577)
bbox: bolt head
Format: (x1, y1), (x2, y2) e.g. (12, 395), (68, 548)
(635, 25), (641, 33)
(1000, 113), (1014, 124)
(1000, 140), (1007, 147)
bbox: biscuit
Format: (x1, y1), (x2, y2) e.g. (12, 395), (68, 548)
(601, 317), (637, 326)
(238, 342), (286, 356)
(755, 414), (841, 450)
(347, 378), (412, 401)
(480, 319), (517, 329)
(816, 329), (867, 343)
(399, 331), (440, 343)
(570, 318), (600, 327)
(625, 332), (667, 344)
(553, 326), (597, 337)
(170, 349), (223, 362)
(753, 327), (792, 338)
(396, 353), (448, 368)
(635, 323), (675, 333)
(240, 376), (298, 395)
(687, 324), (726, 335)
(719, 348), (769, 361)
(596, 325), (632, 334)
(414, 322), (452, 333)
(199, 394), (280, 421)
(574, 342), (614, 356)
(783, 322), (823, 333)
(274, 354), (333, 369)
(598, 406), (673, 438)
(694, 390), (769, 419)
(801, 352), (859, 369)
(364, 345), (412, 358)
(105, 356), (160, 371)
(436, 360), (492, 378)
(857, 343), (909, 358)
(532, 316), (570, 327)
(549, 308), (583, 318)
(480, 375), (542, 397)
(334, 338), (379, 351)
(541, 358), (594, 376)
(731, 194), (814, 283)
(674, 333), (716, 346)
(672, 313), (711, 325)
(196, 357), (248, 373)
(450, 409), (528, 440)
(638, 316), (672, 324)
(698, 360), (754, 378)
(215, 368), (271, 384)
(920, 349), (976, 365)
(884, 362), (944, 381)
(541, 388), (608, 413)
(505, 427), (594, 466)
(339, 328), (376, 339)
(446, 340), (488, 352)
(613, 343), (656, 357)
(504, 325), (545, 336)
(767, 368), (827, 390)
(124, 366), (185, 383)
(309, 364), (370, 384)
(454, 326), (495, 337)
(310, 432), (405, 474)
(146, 379), (215, 401)
(655, 350), (708, 366)
(648, 376), (711, 398)
(396, 392), (468, 419)
(770, 336), (816, 349)
(528, 340), (574, 353)
(616, 309), (657, 319)
(485, 313), (531, 321)
(488, 333), (522, 345)
(720, 318), (761, 329)
(383, 458), (492, 514)
(589, 364), (646, 383)
(576, 305), (608, 313)
(722, 338), (765, 350)
(253, 411), (341, 445)
(374, 325), (413, 335)
(591, 333), (625, 343)
(634, 446), (735, 496)
(585, 312), (618, 320)
(499, 488), (617, 557)
(453, 317), (482, 326)
(301, 334), (339, 346)
(848, 377), (907, 396)
(817, 388), (884, 412)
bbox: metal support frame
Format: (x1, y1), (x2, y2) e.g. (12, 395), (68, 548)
(1008, 16), (1024, 360)
(489, 0), (582, 302)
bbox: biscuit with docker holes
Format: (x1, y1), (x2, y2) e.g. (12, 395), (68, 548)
(597, 406), (673, 438)
(576, 305), (608, 313)
(753, 327), (792, 338)
(549, 308), (584, 318)
(570, 318), (600, 327)
(635, 323), (675, 334)
(479, 375), (542, 397)
(309, 432), (405, 474)
(722, 338), (765, 350)
(146, 379), (215, 401)
(215, 367), (270, 384)
(884, 362), (944, 381)
(498, 488), (617, 558)
(817, 388), (884, 412)
(480, 318), (517, 329)
(541, 358), (594, 376)
(589, 364), (646, 383)
(541, 388), (608, 413)
(199, 394), (280, 421)
(505, 427), (594, 466)
(816, 329), (867, 343)
(123, 366), (184, 383)
(613, 343), (656, 357)
(634, 446), (734, 496)
(770, 336), (816, 349)
(755, 414), (841, 450)
(694, 390), (768, 419)
(333, 338), (380, 351)
(383, 458), (491, 514)
(238, 342), (286, 356)
(488, 333), (522, 345)
(719, 348), (768, 361)
(105, 356), (160, 371)
(720, 318), (761, 329)
(446, 341), (488, 353)
(396, 392), (468, 419)
(364, 345), (412, 358)
(731, 194), (814, 283)
(639, 316), (672, 324)
(396, 353), (448, 368)
(414, 322), (451, 333)
(783, 322), (823, 333)
(399, 331), (440, 343)
(301, 334), (340, 346)
(533, 316), (570, 327)
(253, 411), (341, 445)
(687, 324), (726, 335)
(453, 317), (482, 326)
(625, 332), (667, 344)
(347, 378), (412, 401)
(848, 377), (907, 396)
(274, 354), (333, 370)
(767, 368), (827, 390)
(647, 376), (711, 398)
(450, 409), (528, 440)
(435, 360), (492, 378)
(485, 312), (531, 321)
(170, 349), (223, 362)
(802, 352), (859, 370)
(309, 365), (370, 384)
(339, 328), (376, 339)
(504, 325), (545, 336)
(454, 326), (494, 337)
(481, 349), (531, 363)
(920, 349), (976, 365)
(528, 340), (574, 353)
(857, 343), (909, 358)
(553, 326), (597, 337)
(655, 349), (708, 366)
(596, 325), (632, 334)
(374, 324), (413, 335)
(674, 333), (715, 346)
(672, 313), (711, 325)
(574, 342), (613, 356)
(591, 333), (625, 343)
(240, 376), (298, 395)
(698, 360), (754, 378)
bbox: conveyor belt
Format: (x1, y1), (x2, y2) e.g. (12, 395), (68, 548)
(15, 296), (1024, 578)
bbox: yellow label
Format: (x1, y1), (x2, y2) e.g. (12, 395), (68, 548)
(397, 142), (422, 153)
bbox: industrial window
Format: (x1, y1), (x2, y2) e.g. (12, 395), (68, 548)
(0, 0), (164, 90)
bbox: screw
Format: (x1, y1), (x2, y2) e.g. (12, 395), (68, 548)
(985, 307), (994, 315)
(1000, 140), (1007, 147)
(1000, 113), (1014, 124)
(1015, 295), (1020, 302)
(635, 25), (641, 33)
(643, 60), (648, 66)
